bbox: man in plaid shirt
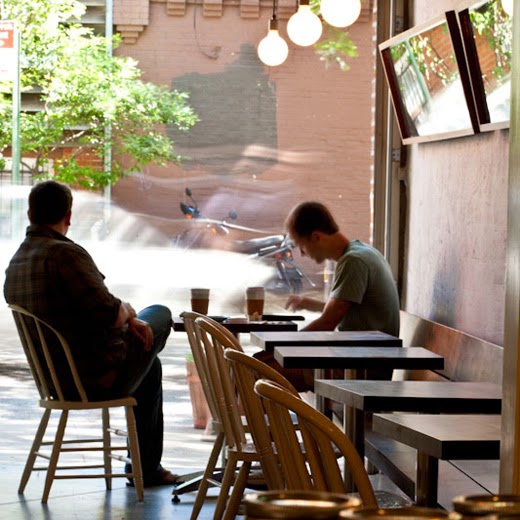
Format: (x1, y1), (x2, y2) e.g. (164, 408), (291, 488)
(4, 180), (178, 487)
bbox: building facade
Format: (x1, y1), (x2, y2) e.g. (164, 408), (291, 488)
(110, 0), (378, 284)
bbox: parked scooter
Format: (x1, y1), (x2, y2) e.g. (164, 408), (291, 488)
(174, 188), (315, 294)
(175, 188), (238, 248)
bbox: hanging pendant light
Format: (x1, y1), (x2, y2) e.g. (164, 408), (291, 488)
(501, 0), (513, 16)
(257, 15), (289, 67)
(287, 0), (323, 47)
(320, 0), (361, 28)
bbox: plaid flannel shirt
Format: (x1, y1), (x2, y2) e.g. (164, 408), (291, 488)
(4, 225), (123, 394)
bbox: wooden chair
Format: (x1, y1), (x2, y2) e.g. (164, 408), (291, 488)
(8, 304), (144, 504)
(194, 315), (265, 520)
(223, 348), (300, 490)
(171, 311), (240, 518)
(254, 378), (378, 508)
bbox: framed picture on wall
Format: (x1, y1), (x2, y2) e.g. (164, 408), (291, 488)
(379, 12), (480, 144)
(456, 0), (512, 131)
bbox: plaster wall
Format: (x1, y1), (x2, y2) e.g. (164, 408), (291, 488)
(401, 0), (509, 345)
(111, 1), (377, 282)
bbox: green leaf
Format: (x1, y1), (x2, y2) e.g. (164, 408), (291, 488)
(1, 0), (198, 190)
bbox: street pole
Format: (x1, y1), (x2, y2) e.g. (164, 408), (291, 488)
(11, 25), (20, 185)
(103, 0), (113, 238)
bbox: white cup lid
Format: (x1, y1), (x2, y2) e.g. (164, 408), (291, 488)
(191, 288), (210, 297)
(246, 287), (265, 298)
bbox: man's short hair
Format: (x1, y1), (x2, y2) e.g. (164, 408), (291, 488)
(28, 180), (73, 225)
(285, 201), (339, 239)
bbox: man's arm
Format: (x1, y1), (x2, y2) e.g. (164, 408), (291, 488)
(113, 302), (137, 328)
(301, 297), (352, 331)
(114, 302), (154, 352)
(56, 244), (154, 350)
(285, 295), (326, 313)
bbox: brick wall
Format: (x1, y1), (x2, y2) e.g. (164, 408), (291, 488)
(111, 1), (377, 283)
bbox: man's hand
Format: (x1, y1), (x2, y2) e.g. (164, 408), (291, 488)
(114, 301), (137, 328)
(285, 295), (325, 313)
(302, 297), (353, 331)
(128, 318), (154, 352)
(285, 295), (306, 311)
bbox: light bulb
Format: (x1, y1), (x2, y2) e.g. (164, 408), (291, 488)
(287, 1), (323, 47)
(257, 18), (289, 67)
(501, 0), (513, 16)
(321, 0), (361, 28)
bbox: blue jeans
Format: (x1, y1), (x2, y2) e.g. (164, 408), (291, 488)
(118, 304), (172, 480)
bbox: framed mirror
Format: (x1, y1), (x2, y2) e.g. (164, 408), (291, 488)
(379, 12), (480, 144)
(457, 0), (512, 131)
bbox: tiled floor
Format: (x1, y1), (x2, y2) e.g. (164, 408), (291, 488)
(0, 199), (414, 518)
(0, 237), (416, 520)
(0, 291), (410, 519)
(0, 300), (221, 519)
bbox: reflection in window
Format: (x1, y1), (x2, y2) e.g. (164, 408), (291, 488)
(468, 0), (512, 124)
(389, 21), (472, 137)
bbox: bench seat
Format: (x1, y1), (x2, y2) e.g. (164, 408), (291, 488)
(373, 413), (500, 507)
(363, 310), (503, 509)
(365, 431), (500, 509)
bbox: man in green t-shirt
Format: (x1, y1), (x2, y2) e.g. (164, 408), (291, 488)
(285, 201), (400, 337)
(254, 201), (400, 390)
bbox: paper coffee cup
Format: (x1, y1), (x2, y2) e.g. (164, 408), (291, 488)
(191, 288), (210, 314)
(246, 287), (264, 320)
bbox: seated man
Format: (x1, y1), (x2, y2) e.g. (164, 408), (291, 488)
(285, 201), (400, 338)
(4, 180), (176, 487)
(255, 200), (400, 390)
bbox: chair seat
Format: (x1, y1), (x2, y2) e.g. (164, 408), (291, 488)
(230, 441), (264, 459)
(9, 303), (144, 504)
(40, 396), (137, 410)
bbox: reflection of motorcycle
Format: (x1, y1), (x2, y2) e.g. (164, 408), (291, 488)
(175, 188), (238, 248)
(174, 188), (315, 294)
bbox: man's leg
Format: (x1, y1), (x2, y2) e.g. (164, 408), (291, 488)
(123, 304), (172, 393)
(131, 356), (165, 481)
(124, 304), (173, 484)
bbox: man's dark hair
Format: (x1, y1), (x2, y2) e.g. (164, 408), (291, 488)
(285, 201), (339, 239)
(28, 180), (73, 225)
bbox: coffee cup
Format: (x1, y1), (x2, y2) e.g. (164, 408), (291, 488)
(246, 287), (265, 321)
(191, 288), (210, 315)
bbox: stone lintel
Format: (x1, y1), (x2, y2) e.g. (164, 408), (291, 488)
(115, 24), (146, 44)
(240, 0), (260, 19)
(203, 0), (223, 17)
(167, 0), (187, 16)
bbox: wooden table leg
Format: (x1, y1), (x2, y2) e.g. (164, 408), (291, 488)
(315, 369), (325, 413)
(343, 407), (366, 492)
(343, 368), (363, 492)
(416, 452), (439, 507)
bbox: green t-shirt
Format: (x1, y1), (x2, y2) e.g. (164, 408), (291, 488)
(330, 240), (400, 336)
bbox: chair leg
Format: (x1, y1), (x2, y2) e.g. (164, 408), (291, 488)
(189, 431), (225, 520)
(42, 410), (68, 504)
(213, 453), (238, 520)
(223, 461), (251, 520)
(19, 408), (51, 494)
(125, 405), (144, 501)
(102, 408), (112, 490)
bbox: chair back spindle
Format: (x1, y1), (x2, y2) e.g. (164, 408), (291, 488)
(254, 379), (378, 507)
(195, 317), (245, 452)
(224, 348), (300, 490)
(10, 304), (88, 402)
(8, 303), (144, 503)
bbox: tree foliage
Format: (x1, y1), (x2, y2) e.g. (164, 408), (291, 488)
(0, 0), (198, 189)
(312, 0), (359, 71)
(470, 0), (512, 86)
